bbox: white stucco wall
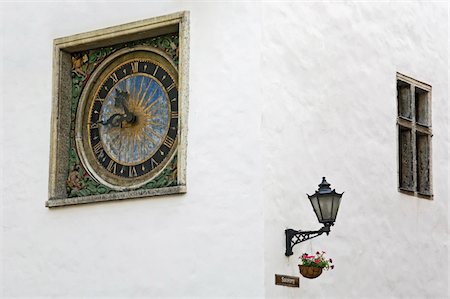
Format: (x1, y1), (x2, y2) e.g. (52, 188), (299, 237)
(262, 2), (449, 299)
(1, 2), (448, 299)
(1, 2), (264, 298)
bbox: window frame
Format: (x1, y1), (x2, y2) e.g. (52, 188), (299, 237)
(396, 72), (433, 199)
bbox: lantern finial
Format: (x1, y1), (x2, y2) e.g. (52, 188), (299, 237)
(318, 177), (331, 193)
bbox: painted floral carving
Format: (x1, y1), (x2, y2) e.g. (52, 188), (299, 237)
(67, 34), (179, 197)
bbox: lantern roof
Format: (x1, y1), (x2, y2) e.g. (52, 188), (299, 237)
(307, 177), (343, 198)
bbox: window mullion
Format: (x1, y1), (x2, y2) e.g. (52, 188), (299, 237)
(410, 84), (417, 193)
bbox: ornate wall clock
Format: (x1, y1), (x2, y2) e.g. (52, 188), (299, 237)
(76, 48), (179, 190)
(47, 12), (189, 207)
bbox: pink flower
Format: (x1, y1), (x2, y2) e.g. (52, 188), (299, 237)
(316, 251), (320, 255)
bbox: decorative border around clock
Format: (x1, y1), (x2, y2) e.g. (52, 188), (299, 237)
(75, 46), (179, 191)
(67, 37), (180, 198)
(47, 11), (189, 207)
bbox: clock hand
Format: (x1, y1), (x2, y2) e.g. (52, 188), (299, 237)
(100, 113), (127, 128)
(92, 89), (137, 128)
(122, 103), (137, 124)
(114, 89), (136, 124)
(114, 89), (128, 112)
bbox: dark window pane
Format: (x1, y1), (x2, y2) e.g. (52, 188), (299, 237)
(416, 133), (431, 194)
(399, 127), (414, 190)
(397, 81), (412, 119)
(415, 87), (429, 126)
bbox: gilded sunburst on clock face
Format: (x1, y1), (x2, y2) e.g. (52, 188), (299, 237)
(97, 74), (171, 167)
(76, 48), (179, 190)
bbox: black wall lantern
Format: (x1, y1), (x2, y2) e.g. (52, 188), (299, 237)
(285, 177), (344, 256)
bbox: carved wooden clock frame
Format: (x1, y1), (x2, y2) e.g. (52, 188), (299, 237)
(47, 12), (189, 207)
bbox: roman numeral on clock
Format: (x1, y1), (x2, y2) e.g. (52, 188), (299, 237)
(129, 166), (138, 177)
(110, 73), (119, 83)
(93, 142), (103, 154)
(131, 61), (139, 73)
(107, 160), (117, 174)
(167, 83), (175, 91)
(153, 65), (159, 76)
(151, 158), (159, 169)
(163, 136), (175, 148)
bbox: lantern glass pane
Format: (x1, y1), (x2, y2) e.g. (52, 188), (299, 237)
(318, 195), (333, 222)
(331, 195), (342, 220)
(309, 195), (322, 222)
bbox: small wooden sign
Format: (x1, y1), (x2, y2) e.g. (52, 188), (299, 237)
(275, 274), (299, 288)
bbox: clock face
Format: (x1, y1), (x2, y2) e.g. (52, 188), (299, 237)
(75, 48), (178, 190)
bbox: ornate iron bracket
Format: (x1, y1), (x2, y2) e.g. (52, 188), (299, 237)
(285, 225), (331, 256)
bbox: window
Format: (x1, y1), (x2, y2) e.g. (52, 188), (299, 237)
(397, 73), (432, 198)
